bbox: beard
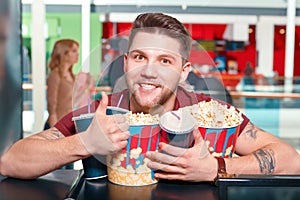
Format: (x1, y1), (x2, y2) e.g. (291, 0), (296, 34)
(129, 82), (178, 113)
(135, 89), (172, 107)
(125, 65), (182, 112)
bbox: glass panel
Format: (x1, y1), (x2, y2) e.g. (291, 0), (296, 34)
(0, 0), (22, 156)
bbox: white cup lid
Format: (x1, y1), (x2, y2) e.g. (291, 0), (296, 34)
(160, 110), (196, 134)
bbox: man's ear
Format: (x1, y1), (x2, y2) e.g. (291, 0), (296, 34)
(180, 61), (191, 82)
(123, 53), (128, 73)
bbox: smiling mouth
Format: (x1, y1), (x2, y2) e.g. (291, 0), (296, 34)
(139, 83), (159, 90)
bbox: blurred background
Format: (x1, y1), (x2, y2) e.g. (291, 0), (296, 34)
(2, 0), (300, 156)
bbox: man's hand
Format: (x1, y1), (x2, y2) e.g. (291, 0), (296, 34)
(146, 128), (218, 182)
(79, 92), (130, 156)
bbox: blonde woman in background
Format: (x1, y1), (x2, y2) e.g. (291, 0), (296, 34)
(44, 39), (79, 130)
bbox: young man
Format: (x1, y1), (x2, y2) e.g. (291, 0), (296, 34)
(1, 13), (300, 181)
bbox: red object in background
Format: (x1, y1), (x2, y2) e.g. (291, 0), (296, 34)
(218, 73), (242, 88)
(188, 24), (257, 73)
(294, 50), (300, 76)
(273, 50), (285, 76)
(248, 25), (256, 44)
(273, 25), (300, 76)
(226, 46), (257, 73)
(189, 50), (216, 66)
(225, 25), (256, 74)
(191, 24), (227, 40)
(273, 26), (286, 76)
(293, 26), (300, 76)
(101, 19), (300, 78)
(218, 73), (266, 88)
(102, 22), (132, 38)
(117, 23), (132, 37)
(101, 22), (300, 77)
(102, 22), (114, 38)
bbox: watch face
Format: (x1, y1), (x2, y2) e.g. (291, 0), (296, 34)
(218, 173), (237, 179)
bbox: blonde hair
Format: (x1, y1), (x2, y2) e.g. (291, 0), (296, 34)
(48, 39), (79, 79)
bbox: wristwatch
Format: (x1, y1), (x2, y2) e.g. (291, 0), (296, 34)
(214, 157), (237, 186)
(215, 157), (236, 179)
(216, 157), (227, 178)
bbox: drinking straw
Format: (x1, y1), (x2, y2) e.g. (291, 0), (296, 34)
(116, 94), (124, 108)
(88, 93), (91, 113)
(171, 111), (181, 120)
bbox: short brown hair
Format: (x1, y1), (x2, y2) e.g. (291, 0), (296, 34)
(128, 13), (192, 60)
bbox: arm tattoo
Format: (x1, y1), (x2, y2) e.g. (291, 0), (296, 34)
(253, 148), (275, 174)
(243, 122), (264, 140)
(36, 128), (65, 140)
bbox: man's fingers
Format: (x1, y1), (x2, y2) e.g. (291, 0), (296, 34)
(146, 151), (179, 165)
(158, 129), (209, 160)
(157, 143), (187, 157)
(96, 92), (108, 116)
(153, 172), (185, 181)
(111, 131), (130, 143)
(192, 128), (210, 159)
(105, 114), (129, 132)
(112, 114), (127, 123)
(112, 114), (129, 131)
(117, 122), (129, 132)
(193, 127), (203, 146)
(147, 158), (184, 173)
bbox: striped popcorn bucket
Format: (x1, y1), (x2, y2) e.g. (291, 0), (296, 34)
(198, 124), (241, 158)
(107, 124), (161, 186)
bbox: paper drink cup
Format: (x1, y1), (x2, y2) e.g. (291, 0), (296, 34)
(107, 118), (161, 186)
(73, 106), (129, 179)
(105, 106), (129, 115)
(198, 124), (241, 158)
(159, 110), (197, 148)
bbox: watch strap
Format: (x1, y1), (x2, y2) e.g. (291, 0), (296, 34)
(216, 157), (226, 174)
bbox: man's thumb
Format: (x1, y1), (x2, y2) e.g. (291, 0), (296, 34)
(97, 92), (108, 115)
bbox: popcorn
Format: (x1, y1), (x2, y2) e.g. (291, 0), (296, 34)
(125, 111), (160, 125)
(211, 145), (233, 157)
(182, 99), (243, 128)
(130, 147), (142, 159)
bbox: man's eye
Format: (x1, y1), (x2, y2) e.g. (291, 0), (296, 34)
(135, 55), (144, 60)
(161, 59), (171, 64)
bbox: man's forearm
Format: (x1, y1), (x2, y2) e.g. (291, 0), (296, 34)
(226, 143), (300, 175)
(253, 147), (275, 174)
(0, 129), (89, 179)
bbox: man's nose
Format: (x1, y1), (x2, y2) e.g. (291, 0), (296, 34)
(140, 63), (158, 78)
